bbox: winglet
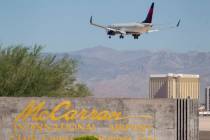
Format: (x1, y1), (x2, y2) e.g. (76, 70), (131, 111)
(90, 16), (93, 24)
(176, 19), (181, 27)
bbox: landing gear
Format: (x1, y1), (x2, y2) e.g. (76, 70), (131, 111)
(109, 36), (111, 39)
(119, 34), (124, 39)
(134, 36), (138, 39)
(133, 34), (140, 39)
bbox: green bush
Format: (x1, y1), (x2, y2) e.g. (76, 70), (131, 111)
(0, 45), (91, 97)
(73, 136), (98, 140)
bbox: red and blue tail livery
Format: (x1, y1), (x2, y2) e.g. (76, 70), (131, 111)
(142, 2), (154, 23)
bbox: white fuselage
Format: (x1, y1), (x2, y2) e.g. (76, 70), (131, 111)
(108, 22), (152, 34)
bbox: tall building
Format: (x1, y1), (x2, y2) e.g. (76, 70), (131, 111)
(205, 87), (210, 111)
(149, 73), (200, 99)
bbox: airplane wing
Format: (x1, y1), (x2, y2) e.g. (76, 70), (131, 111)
(90, 16), (107, 29)
(90, 16), (126, 35)
(147, 29), (160, 33)
(148, 19), (181, 33)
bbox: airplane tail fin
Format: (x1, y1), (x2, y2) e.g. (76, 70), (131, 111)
(142, 2), (154, 23)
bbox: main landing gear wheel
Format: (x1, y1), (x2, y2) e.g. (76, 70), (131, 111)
(134, 36), (138, 39)
(133, 34), (140, 39)
(109, 36), (111, 39)
(119, 35), (124, 39)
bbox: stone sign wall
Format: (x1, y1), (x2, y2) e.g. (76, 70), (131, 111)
(0, 97), (198, 140)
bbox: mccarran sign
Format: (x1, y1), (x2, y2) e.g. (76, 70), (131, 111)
(0, 97), (198, 140)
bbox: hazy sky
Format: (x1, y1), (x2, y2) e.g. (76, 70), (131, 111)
(0, 0), (209, 52)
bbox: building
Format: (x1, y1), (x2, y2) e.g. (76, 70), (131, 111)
(149, 73), (200, 99)
(205, 86), (210, 111)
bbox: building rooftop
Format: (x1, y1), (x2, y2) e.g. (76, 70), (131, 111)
(150, 73), (199, 78)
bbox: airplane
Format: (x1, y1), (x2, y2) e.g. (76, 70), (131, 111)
(90, 2), (180, 39)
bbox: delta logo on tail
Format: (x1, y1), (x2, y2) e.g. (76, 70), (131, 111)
(90, 2), (180, 39)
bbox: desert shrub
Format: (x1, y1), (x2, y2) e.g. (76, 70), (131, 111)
(73, 136), (98, 140)
(0, 45), (91, 97)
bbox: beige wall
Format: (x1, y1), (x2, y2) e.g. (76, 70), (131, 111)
(149, 77), (200, 99)
(199, 116), (210, 131)
(0, 97), (199, 140)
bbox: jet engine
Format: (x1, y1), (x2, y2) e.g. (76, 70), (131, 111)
(107, 30), (115, 35)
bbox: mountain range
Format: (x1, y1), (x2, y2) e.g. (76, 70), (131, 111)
(65, 46), (210, 103)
